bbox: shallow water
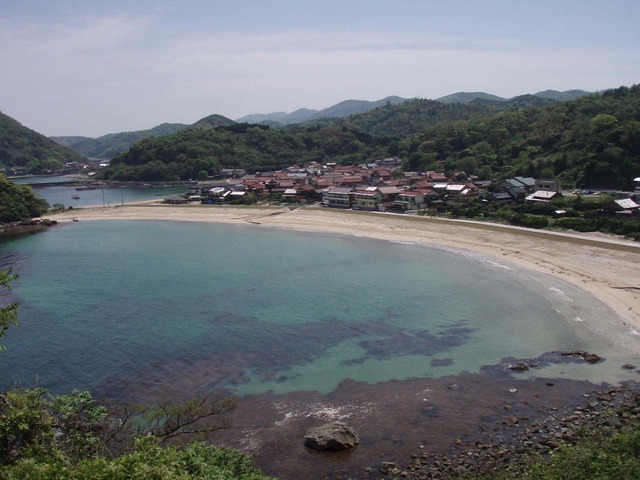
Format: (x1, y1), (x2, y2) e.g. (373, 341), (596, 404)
(0, 220), (637, 401)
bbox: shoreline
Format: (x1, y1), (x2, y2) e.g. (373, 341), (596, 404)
(51, 203), (640, 333)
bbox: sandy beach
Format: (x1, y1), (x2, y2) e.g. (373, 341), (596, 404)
(53, 203), (640, 332)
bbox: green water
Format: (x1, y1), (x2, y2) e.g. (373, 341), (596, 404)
(0, 221), (637, 400)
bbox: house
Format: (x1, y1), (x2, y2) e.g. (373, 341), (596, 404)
(353, 188), (382, 211)
(322, 186), (355, 208)
(634, 177), (640, 191)
(535, 179), (562, 193)
(602, 198), (640, 214)
(375, 186), (402, 202)
(201, 187), (230, 203)
(163, 195), (189, 204)
(506, 187), (528, 202)
(499, 177), (537, 192)
(483, 191), (513, 204)
(525, 190), (562, 203)
(392, 191), (425, 211)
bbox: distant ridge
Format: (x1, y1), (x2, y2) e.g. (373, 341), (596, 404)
(235, 96), (408, 125)
(436, 92), (505, 104)
(52, 123), (190, 159)
(437, 89), (591, 104)
(533, 89), (590, 101)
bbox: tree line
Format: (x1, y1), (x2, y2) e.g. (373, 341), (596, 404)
(102, 85), (640, 190)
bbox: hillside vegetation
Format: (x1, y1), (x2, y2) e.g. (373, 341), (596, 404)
(0, 111), (85, 174)
(102, 84), (640, 189)
(0, 174), (49, 222)
(104, 123), (373, 181)
(400, 85), (640, 189)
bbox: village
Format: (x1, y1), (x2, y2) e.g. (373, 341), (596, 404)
(164, 158), (640, 218)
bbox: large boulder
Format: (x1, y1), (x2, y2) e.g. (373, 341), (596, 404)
(304, 421), (360, 452)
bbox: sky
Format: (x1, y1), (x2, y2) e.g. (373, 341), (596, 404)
(1, 0), (639, 138)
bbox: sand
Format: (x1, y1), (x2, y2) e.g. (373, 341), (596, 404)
(53, 202), (640, 333)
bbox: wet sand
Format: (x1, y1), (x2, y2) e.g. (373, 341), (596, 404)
(51, 203), (640, 479)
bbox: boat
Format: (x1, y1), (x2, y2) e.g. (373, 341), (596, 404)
(72, 195), (80, 200)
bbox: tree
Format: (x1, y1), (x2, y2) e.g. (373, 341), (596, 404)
(0, 268), (18, 351)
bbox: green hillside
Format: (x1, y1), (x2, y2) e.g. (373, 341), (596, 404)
(401, 85), (640, 189)
(104, 123), (370, 181)
(0, 174), (49, 222)
(101, 84), (640, 189)
(0, 111), (86, 174)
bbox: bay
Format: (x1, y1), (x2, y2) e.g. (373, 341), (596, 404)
(0, 220), (636, 402)
(32, 185), (187, 208)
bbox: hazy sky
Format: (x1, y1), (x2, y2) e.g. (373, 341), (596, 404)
(1, 0), (639, 137)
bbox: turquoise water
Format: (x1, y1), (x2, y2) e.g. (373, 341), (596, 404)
(0, 221), (637, 400)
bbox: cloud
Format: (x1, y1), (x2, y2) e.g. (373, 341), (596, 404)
(1, 10), (638, 136)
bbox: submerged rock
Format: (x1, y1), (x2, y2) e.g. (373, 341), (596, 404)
(304, 421), (360, 451)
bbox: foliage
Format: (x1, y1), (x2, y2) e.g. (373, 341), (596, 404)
(509, 213), (549, 229)
(104, 124), (370, 181)
(0, 174), (50, 222)
(0, 387), (268, 479)
(134, 394), (236, 443)
(0, 111), (85, 174)
(525, 428), (640, 480)
(1, 436), (274, 480)
(402, 84), (640, 189)
(0, 269), (19, 351)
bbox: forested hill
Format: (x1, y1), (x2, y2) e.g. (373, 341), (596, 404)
(400, 85), (640, 189)
(104, 123), (374, 181)
(52, 123), (189, 159)
(51, 114), (236, 160)
(0, 174), (49, 222)
(235, 96), (407, 125)
(98, 84), (640, 189)
(0, 111), (86, 174)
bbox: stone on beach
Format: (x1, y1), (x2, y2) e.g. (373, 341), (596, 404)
(304, 421), (360, 451)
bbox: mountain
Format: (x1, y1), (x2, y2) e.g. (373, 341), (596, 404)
(53, 115), (237, 159)
(533, 89), (590, 101)
(0, 111), (86, 175)
(52, 123), (190, 159)
(437, 90), (591, 105)
(191, 114), (236, 129)
(436, 92), (506, 104)
(235, 96), (408, 125)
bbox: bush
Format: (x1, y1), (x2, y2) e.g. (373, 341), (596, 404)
(2, 436), (274, 480)
(509, 213), (549, 229)
(554, 217), (598, 232)
(0, 387), (271, 479)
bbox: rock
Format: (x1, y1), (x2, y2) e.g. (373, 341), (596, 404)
(583, 353), (601, 363)
(304, 421), (360, 452)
